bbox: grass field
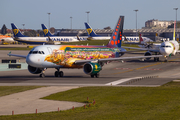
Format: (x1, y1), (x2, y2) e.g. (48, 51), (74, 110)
(1, 82), (180, 119)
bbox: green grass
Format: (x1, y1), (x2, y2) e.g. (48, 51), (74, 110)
(1, 82), (180, 119)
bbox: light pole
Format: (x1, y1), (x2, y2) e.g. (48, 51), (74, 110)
(173, 8), (178, 40)
(70, 17), (72, 30)
(86, 11), (90, 23)
(47, 13), (51, 29)
(22, 24), (25, 29)
(134, 9), (138, 37)
(22, 24), (25, 34)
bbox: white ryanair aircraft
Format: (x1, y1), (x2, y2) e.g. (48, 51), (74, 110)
(8, 16), (164, 78)
(123, 21), (180, 61)
(11, 23), (82, 44)
(84, 22), (153, 43)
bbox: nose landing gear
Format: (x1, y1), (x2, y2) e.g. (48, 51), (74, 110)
(39, 68), (46, 78)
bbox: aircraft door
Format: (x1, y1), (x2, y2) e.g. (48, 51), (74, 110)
(47, 47), (52, 54)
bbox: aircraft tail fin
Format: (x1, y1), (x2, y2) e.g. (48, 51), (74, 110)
(84, 22), (99, 37)
(11, 23), (26, 37)
(41, 24), (54, 37)
(107, 16), (124, 48)
(173, 21), (176, 41)
(139, 33), (143, 44)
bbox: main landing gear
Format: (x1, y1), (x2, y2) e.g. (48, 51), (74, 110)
(154, 52), (160, 62)
(39, 68), (64, 78)
(154, 57), (159, 62)
(54, 68), (64, 77)
(90, 73), (99, 78)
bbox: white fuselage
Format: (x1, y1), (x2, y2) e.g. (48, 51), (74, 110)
(14, 36), (88, 44)
(123, 36), (153, 43)
(0, 37), (14, 44)
(91, 36), (153, 43)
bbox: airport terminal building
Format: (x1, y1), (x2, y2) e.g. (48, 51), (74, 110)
(54, 28), (180, 41)
(54, 19), (180, 41)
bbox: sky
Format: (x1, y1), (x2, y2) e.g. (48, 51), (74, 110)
(0, 0), (180, 30)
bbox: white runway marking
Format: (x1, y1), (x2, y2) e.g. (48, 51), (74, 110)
(105, 77), (142, 85)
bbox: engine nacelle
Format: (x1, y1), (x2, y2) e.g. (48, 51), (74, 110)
(83, 63), (102, 75)
(28, 65), (42, 74)
(144, 51), (152, 60)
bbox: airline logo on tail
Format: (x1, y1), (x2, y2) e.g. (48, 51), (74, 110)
(13, 29), (19, 35)
(87, 28), (92, 35)
(43, 29), (48, 35)
(139, 33), (143, 43)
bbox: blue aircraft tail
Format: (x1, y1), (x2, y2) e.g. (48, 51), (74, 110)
(41, 24), (54, 37)
(11, 23), (26, 37)
(84, 22), (99, 37)
(107, 16), (124, 48)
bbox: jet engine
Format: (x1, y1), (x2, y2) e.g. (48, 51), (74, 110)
(83, 63), (102, 75)
(144, 51), (152, 60)
(28, 65), (42, 74)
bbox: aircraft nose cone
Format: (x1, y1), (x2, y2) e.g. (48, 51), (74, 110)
(26, 54), (42, 67)
(159, 47), (172, 56)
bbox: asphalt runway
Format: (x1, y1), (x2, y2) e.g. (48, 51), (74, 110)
(1, 50), (180, 87)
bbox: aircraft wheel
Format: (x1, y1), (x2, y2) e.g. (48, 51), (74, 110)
(95, 74), (99, 78)
(91, 75), (94, 78)
(154, 57), (156, 61)
(40, 73), (45, 78)
(55, 71), (59, 77)
(157, 57), (159, 61)
(59, 71), (64, 77)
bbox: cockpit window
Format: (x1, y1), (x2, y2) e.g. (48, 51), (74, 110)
(29, 51), (45, 54)
(161, 45), (171, 48)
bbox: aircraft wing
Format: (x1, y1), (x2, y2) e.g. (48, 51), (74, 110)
(74, 55), (163, 65)
(8, 53), (26, 58)
(122, 46), (160, 53)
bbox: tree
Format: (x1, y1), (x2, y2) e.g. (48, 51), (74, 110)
(24, 30), (37, 37)
(104, 26), (111, 30)
(50, 27), (55, 34)
(1, 24), (7, 35)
